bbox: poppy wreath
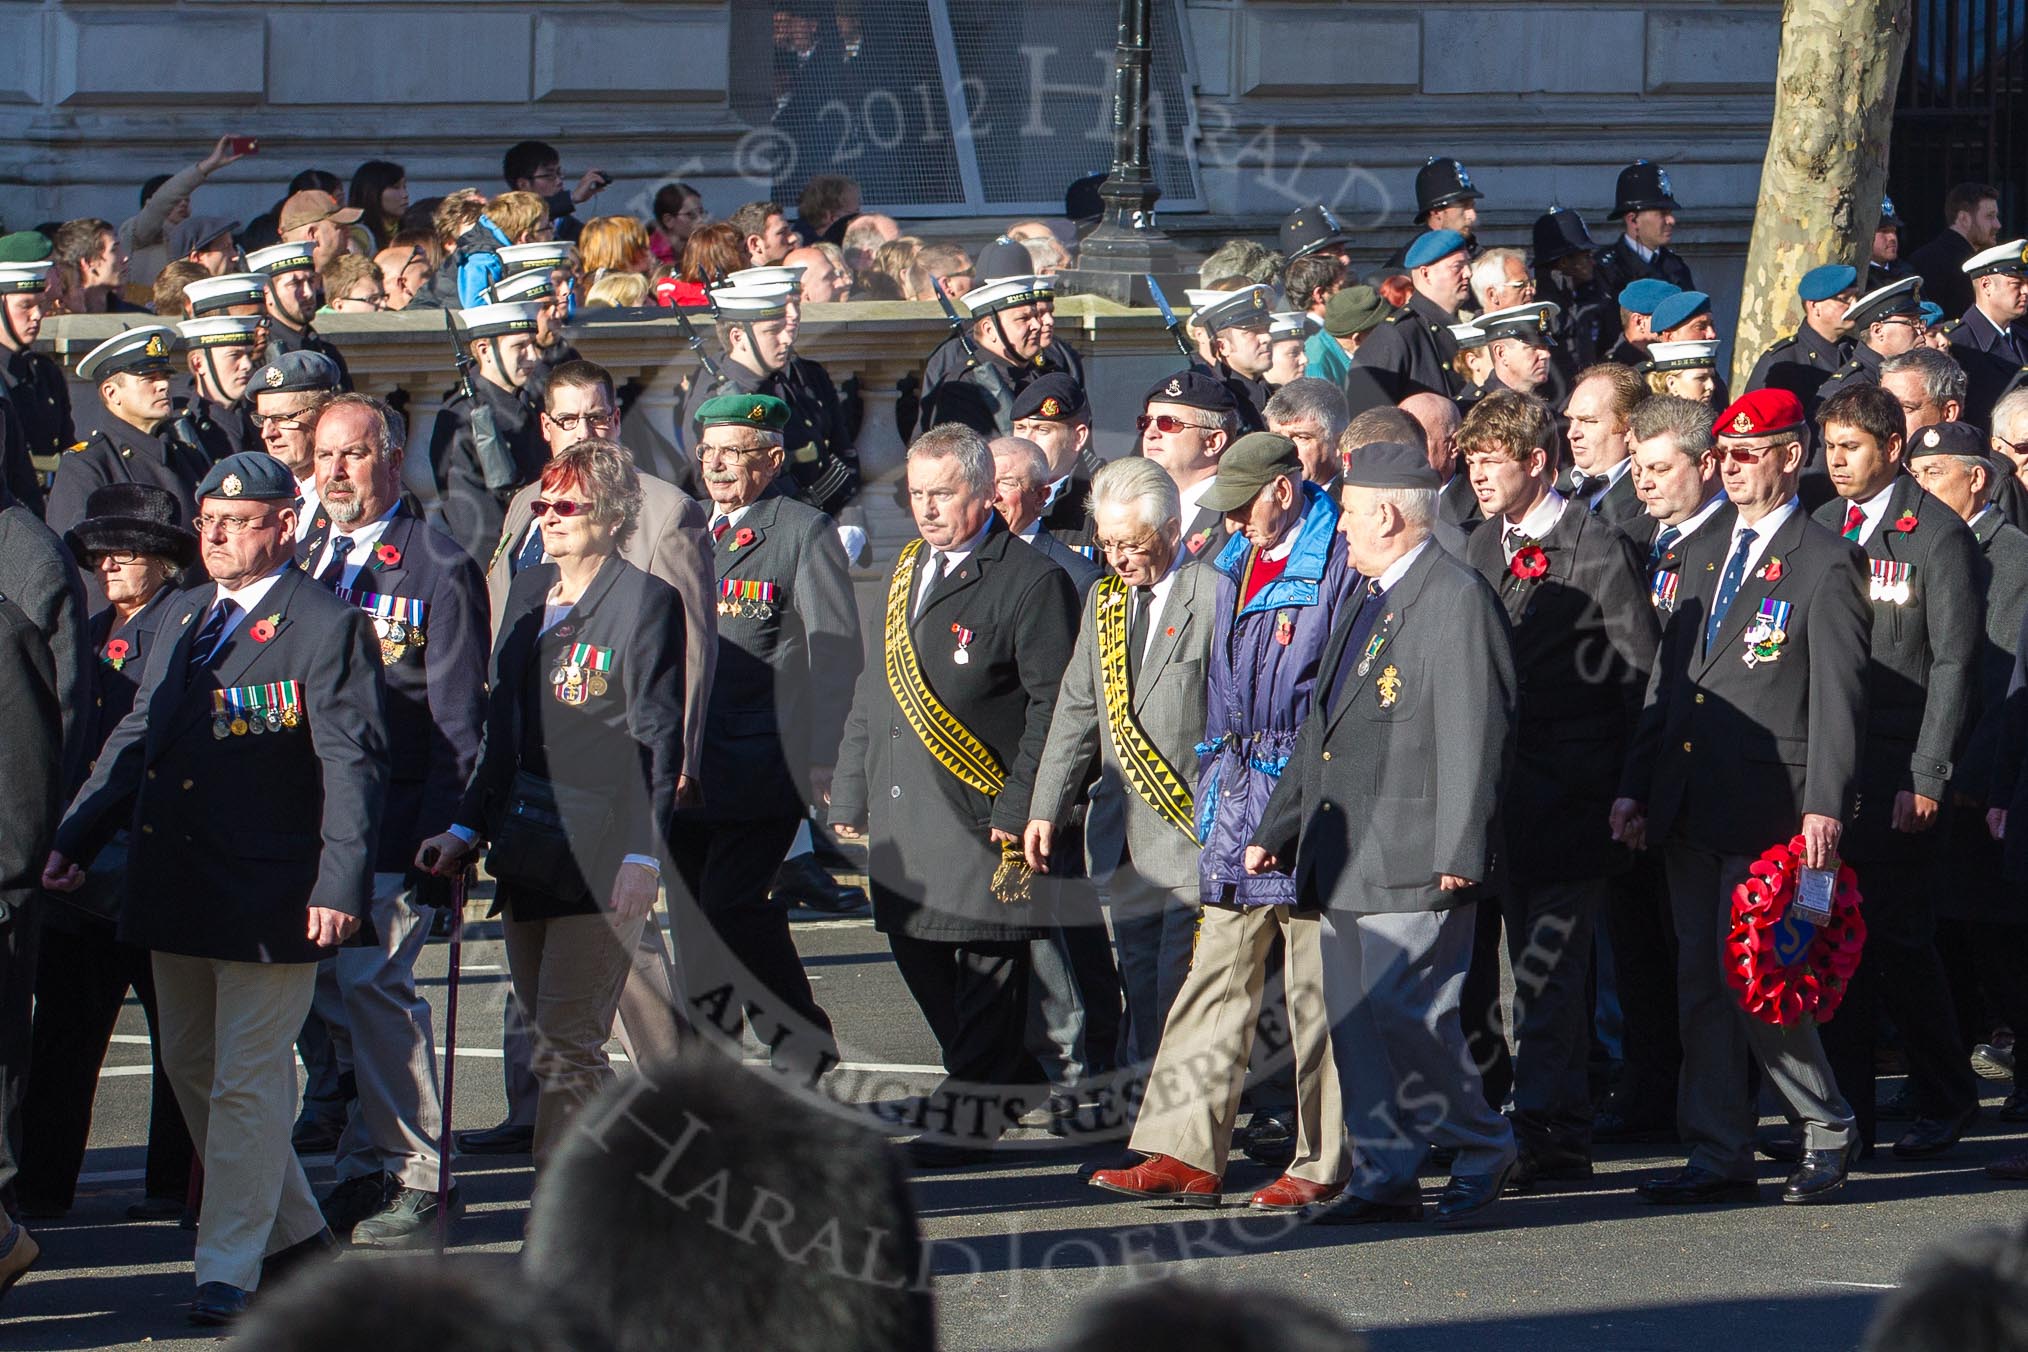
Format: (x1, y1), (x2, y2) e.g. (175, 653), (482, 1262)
(1724, 834), (1867, 1027)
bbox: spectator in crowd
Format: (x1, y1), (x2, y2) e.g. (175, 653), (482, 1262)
(375, 242), (432, 310)
(502, 138), (610, 243)
(121, 136), (253, 288)
(839, 212), (899, 275)
(1198, 238), (1281, 289)
(793, 173), (861, 248)
(728, 201), (798, 269)
(661, 222), (745, 308)
(578, 216), (653, 280)
(861, 236), (924, 301)
(785, 242), (852, 303)
(239, 168), (342, 254)
(346, 160), (409, 253)
(279, 190), (364, 272)
(1285, 254), (1348, 387)
(584, 272), (650, 309)
(151, 261), (208, 319)
(648, 182), (708, 267)
(919, 242), (973, 299)
(451, 190), (550, 310)
(1909, 181), (2004, 320)
(321, 254), (385, 313)
(1018, 232), (1070, 276)
(50, 219), (141, 314)
(164, 215), (241, 278)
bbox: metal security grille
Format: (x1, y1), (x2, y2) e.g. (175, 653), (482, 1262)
(728, 0), (1203, 218)
(1891, 0), (2027, 238)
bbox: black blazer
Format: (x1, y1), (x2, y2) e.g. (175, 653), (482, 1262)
(300, 505), (491, 873)
(459, 555), (685, 918)
(1347, 292), (1461, 411)
(76, 587), (181, 788)
(1466, 500), (1658, 882)
(1623, 504), (1871, 857)
(55, 566), (390, 963)
(0, 504), (88, 922)
(44, 418), (210, 539)
(1811, 478), (1981, 861)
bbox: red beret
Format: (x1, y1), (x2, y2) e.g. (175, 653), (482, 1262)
(1715, 388), (1806, 438)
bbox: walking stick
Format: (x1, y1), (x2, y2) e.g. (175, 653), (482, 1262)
(435, 866), (468, 1253)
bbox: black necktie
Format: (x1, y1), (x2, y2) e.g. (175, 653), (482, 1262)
(914, 550), (945, 621)
(1128, 585), (1153, 684)
(186, 598), (240, 676)
(316, 535), (354, 590)
(513, 523), (545, 575)
(1325, 580), (1384, 716)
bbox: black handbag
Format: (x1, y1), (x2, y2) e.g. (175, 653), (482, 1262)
(484, 771), (615, 909)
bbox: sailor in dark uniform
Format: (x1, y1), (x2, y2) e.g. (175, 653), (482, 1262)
(45, 326), (211, 538)
(1817, 276), (1926, 402)
(489, 265), (580, 408)
(1534, 207), (1615, 376)
(173, 316), (263, 464)
(1593, 160), (1695, 299)
(1192, 284), (1278, 432)
(1745, 264), (1859, 418)
(427, 301), (548, 562)
(0, 248), (64, 513)
(915, 259), (1055, 440)
(1008, 373), (1103, 548)
(1349, 228), (1471, 411)
(246, 242), (353, 393)
(180, 272), (269, 324)
(1949, 239), (2028, 428)
(1471, 302), (1560, 402)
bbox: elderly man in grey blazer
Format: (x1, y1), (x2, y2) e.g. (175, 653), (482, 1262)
(1249, 440), (1520, 1227)
(1026, 458), (1216, 1068)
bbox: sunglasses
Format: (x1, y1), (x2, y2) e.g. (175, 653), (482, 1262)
(1720, 442), (1793, 465)
(530, 498), (591, 518)
(1137, 414), (1219, 435)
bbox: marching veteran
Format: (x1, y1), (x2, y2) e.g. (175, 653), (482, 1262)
(44, 451), (390, 1325)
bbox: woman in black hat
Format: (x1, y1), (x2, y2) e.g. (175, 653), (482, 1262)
(18, 484), (196, 1221)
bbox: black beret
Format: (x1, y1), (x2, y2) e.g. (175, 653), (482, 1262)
(1905, 421), (1989, 461)
(1011, 373), (1089, 423)
(1344, 440), (1439, 490)
(1141, 368), (1236, 414)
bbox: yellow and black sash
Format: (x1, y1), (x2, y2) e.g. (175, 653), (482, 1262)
(1094, 576), (1197, 840)
(885, 538), (1005, 798)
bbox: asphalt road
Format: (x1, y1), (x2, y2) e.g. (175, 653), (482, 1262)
(8, 906), (2028, 1350)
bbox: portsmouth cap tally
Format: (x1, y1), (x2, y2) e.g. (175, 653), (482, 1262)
(1798, 264), (1860, 302)
(498, 241), (577, 275)
(1344, 439), (1440, 490)
(489, 268), (557, 304)
(1616, 278), (1680, 315)
(197, 450), (299, 503)
(1199, 432), (1304, 512)
(1645, 339), (1720, 372)
(176, 315), (265, 349)
(1403, 229), (1469, 270)
(183, 271), (269, 315)
(1011, 372), (1089, 423)
(1478, 302), (1561, 348)
(1143, 367), (1237, 413)
(709, 281), (797, 319)
(245, 242), (316, 277)
(697, 392), (790, 432)
(1964, 239), (2028, 279)
(453, 301), (542, 340)
(1842, 275), (1924, 328)
(1193, 283), (1276, 333)
(1716, 388), (1807, 439)
(1323, 285), (1390, 338)
(77, 325), (179, 382)
(1649, 289), (1712, 334)
(249, 348), (342, 395)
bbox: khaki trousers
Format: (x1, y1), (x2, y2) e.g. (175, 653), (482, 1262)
(1128, 902), (1348, 1184)
(152, 952), (326, 1291)
(501, 910), (646, 1164)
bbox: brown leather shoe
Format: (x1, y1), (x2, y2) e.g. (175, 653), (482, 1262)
(1986, 1150), (2028, 1181)
(1249, 1175), (1344, 1212)
(1088, 1154), (1221, 1207)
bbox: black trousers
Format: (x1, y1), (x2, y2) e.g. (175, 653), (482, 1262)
(1937, 806), (2028, 1054)
(19, 921), (193, 1209)
(0, 905), (38, 1208)
(668, 816), (834, 1065)
(887, 932), (1042, 1140)
(1821, 857), (1979, 1143)
(1461, 895), (1513, 1112)
(1604, 850), (1681, 1118)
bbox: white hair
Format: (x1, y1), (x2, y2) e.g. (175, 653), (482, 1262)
(1469, 247), (1528, 310)
(1373, 485), (1437, 531)
(1090, 456), (1181, 532)
(1992, 388), (2028, 441)
(988, 435), (1049, 487)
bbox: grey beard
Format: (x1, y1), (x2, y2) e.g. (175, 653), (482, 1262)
(326, 495), (366, 526)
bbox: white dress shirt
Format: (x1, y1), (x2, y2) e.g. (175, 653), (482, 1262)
(308, 505), (399, 589)
(1839, 481), (1897, 545)
(293, 475), (319, 541)
(1669, 492), (1729, 544)
(201, 565), (290, 657)
(1375, 538), (1432, 593)
(1724, 497), (1800, 579)
(1501, 489), (1569, 561)
(914, 517), (993, 617)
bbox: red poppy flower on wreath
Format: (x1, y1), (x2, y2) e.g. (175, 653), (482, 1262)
(732, 528), (755, 550)
(1893, 511), (1919, 533)
(1723, 834), (1867, 1027)
(249, 615), (279, 644)
(1508, 545), (1549, 580)
(374, 543), (402, 567)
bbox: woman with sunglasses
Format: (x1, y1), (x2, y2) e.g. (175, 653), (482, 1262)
(19, 484), (195, 1222)
(416, 440), (684, 1164)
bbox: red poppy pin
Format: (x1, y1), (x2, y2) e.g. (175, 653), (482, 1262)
(102, 637), (130, 669)
(374, 543), (402, 567)
(731, 527), (756, 550)
(1893, 511), (1919, 533)
(249, 613), (280, 644)
(1758, 557), (1784, 583)
(1509, 545), (1549, 580)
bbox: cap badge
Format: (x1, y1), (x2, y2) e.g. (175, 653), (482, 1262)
(221, 473), (244, 498)
(1924, 428), (1940, 447)
(1456, 166), (1475, 190)
(748, 402), (767, 422)
(1731, 411), (1755, 434)
(1320, 206), (1342, 231)
(1164, 378), (1183, 398)
(265, 366), (284, 388)
(1039, 397), (1063, 417)
(143, 334), (167, 358)
(1657, 167), (1673, 195)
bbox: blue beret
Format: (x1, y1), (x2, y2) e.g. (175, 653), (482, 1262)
(1402, 229), (1468, 270)
(1649, 289), (1712, 334)
(1919, 300), (1945, 326)
(196, 451), (299, 503)
(1798, 264), (1859, 302)
(1142, 367), (1236, 414)
(1616, 278), (1680, 315)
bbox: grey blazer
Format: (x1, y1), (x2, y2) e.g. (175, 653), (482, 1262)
(1253, 541), (1517, 914)
(1029, 561), (1218, 892)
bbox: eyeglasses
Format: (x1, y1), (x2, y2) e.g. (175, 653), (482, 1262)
(697, 443), (773, 462)
(1096, 536), (1161, 559)
(92, 551), (145, 566)
(528, 168), (565, 187)
(334, 291), (386, 310)
(1137, 414), (1220, 435)
(1719, 441), (1795, 465)
(250, 411), (310, 431)
(194, 512), (276, 536)
(530, 498), (591, 518)
(544, 410), (616, 432)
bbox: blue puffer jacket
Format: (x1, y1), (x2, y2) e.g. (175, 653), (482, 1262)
(455, 217), (514, 309)
(1196, 481), (1355, 905)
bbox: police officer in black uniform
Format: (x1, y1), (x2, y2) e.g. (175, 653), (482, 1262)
(1193, 284), (1278, 432)
(0, 240), (69, 512)
(173, 316), (263, 463)
(1279, 202), (1353, 268)
(1745, 264), (1859, 419)
(247, 242), (353, 392)
(1349, 229), (1471, 411)
(680, 276), (859, 520)
(46, 327), (212, 537)
(1817, 275), (1926, 401)
(1534, 207), (1615, 376)
(427, 301), (548, 561)
(1871, 196), (1914, 291)
(1387, 157), (1485, 268)
(1593, 161), (1696, 300)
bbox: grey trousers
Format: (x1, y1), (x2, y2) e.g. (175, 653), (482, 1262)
(1502, 876), (1609, 1159)
(1664, 844), (1855, 1178)
(310, 873), (444, 1190)
(1109, 864), (1200, 1068)
(1320, 905), (1516, 1205)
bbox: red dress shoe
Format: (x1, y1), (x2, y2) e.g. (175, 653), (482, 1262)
(1249, 1175), (1343, 1212)
(1089, 1154), (1221, 1207)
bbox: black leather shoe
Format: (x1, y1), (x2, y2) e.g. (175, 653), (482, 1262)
(352, 1185), (461, 1249)
(774, 855), (869, 915)
(189, 1282), (249, 1326)
(1506, 1150), (1593, 1192)
(1893, 1106), (1977, 1159)
(1307, 1194), (1425, 1226)
(319, 1172), (394, 1240)
(1435, 1161), (1511, 1226)
(903, 1138), (995, 1169)
(126, 1195), (186, 1221)
(1239, 1113), (1296, 1166)
(1592, 1106), (1678, 1144)
(1636, 1167), (1759, 1205)
(259, 1227), (339, 1290)
(1757, 1130), (1803, 1164)
(1782, 1143), (1858, 1204)
(455, 1121), (535, 1154)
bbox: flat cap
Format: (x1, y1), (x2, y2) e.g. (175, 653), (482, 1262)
(168, 215), (240, 261)
(1344, 440), (1439, 490)
(1906, 421), (1988, 460)
(1324, 285), (1390, 338)
(1199, 433), (1303, 512)
(1616, 278), (1680, 315)
(1842, 276), (1924, 328)
(183, 271), (268, 315)
(197, 451), (299, 503)
(1964, 240), (2028, 279)
(249, 348), (342, 396)
(1011, 373), (1088, 423)
(1142, 368), (1236, 414)
(77, 325), (178, 382)
(1716, 388), (1806, 439)
(1649, 289), (1712, 334)
(1403, 229), (1468, 270)
(1798, 264), (1859, 302)
(696, 392), (790, 432)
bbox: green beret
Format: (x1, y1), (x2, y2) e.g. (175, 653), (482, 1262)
(0, 232), (52, 264)
(697, 393), (790, 432)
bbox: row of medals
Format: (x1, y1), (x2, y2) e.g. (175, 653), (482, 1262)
(553, 660), (609, 703)
(375, 615), (426, 664)
(717, 599), (775, 620)
(214, 704), (300, 739)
